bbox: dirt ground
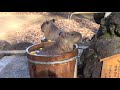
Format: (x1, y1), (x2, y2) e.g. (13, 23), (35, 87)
(0, 12), (99, 45)
(0, 12), (66, 43)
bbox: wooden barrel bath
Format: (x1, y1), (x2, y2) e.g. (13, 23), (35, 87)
(26, 42), (78, 78)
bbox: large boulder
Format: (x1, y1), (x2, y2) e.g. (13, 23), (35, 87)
(79, 12), (120, 78)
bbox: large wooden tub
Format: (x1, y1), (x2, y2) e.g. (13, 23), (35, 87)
(26, 42), (78, 78)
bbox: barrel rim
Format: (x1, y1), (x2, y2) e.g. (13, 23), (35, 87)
(28, 56), (77, 64)
(26, 43), (77, 57)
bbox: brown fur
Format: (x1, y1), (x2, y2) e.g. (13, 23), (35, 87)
(41, 19), (64, 41)
(38, 31), (82, 55)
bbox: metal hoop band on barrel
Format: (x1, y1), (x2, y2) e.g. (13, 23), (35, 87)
(28, 56), (77, 65)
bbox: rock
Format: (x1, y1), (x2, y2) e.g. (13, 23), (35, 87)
(10, 42), (33, 50)
(79, 12), (120, 78)
(83, 54), (102, 78)
(0, 40), (11, 50)
(93, 13), (105, 24)
(0, 40), (11, 59)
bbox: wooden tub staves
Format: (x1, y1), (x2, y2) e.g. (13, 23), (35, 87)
(26, 42), (78, 78)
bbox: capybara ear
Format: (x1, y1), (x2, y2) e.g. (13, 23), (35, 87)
(52, 19), (55, 22)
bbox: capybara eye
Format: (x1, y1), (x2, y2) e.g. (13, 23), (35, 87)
(52, 19), (55, 22)
(46, 21), (49, 24)
(59, 32), (62, 35)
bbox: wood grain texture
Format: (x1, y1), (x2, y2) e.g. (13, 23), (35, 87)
(27, 42), (77, 78)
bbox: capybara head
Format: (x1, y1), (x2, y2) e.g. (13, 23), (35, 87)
(59, 31), (82, 45)
(41, 19), (56, 33)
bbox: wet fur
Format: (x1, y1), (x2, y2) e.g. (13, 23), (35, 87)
(38, 31), (82, 55)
